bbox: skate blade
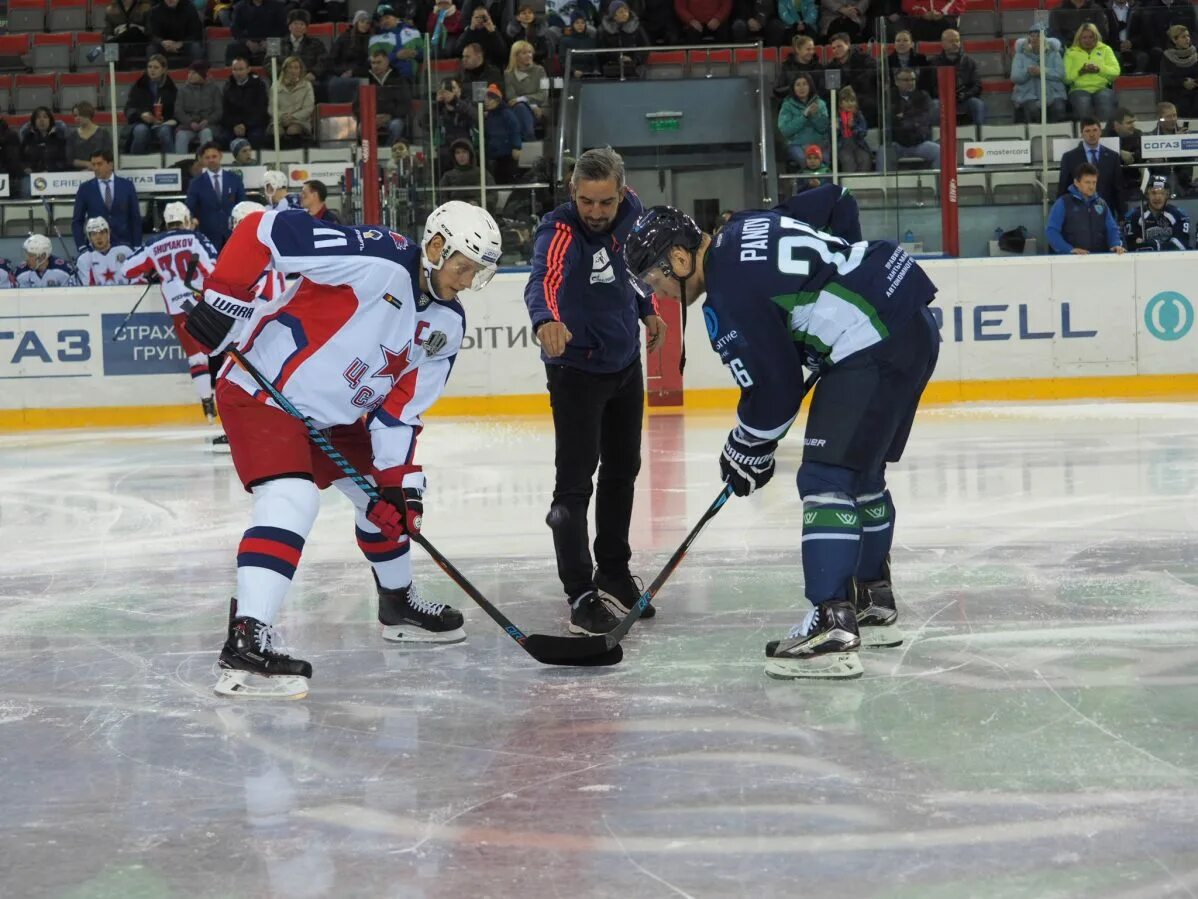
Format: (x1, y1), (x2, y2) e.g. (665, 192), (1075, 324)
(764, 652), (864, 681)
(207, 442), (231, 455)
(859, 624), (904, 648)
(380, 624), (466, 644)
(214, 668), (309, 699)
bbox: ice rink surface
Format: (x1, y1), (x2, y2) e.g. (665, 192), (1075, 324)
(2, 402), (1198, 899)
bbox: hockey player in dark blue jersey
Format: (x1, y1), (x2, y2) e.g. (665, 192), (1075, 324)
(625, 202), (940, 680)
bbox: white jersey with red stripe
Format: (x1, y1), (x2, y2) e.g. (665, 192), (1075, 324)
(76, 245), (135, 286)
(122, 229), (217, 315)
(15, 258), (77, 288)
(214, 209), (465, 482)
(0, 260), (15, 289)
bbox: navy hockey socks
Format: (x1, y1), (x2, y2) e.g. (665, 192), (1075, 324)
(855, 489), (895, 582)
(801, 494), (861, 603)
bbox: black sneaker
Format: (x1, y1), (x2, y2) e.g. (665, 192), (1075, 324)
(568, 590), (620, 636)
(377, 573), (466, 644)
(856, 560), (904, 648)
(764, 600), (863, 680)
(594, 568), (656, 619)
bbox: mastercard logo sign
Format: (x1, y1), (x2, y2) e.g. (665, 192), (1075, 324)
(288, 168), (309, 181)
(964, 147), (985, 159)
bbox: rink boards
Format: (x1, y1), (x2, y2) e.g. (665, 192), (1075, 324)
(0, 254), (1195, 427)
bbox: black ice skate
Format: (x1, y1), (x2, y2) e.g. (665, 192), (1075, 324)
(856, 560), (904, 648)
(376, 573), (466, 644)
(201, 396), (216, 423)
(764, 599), (863, 680)
(215, 612), (312, 699)
(210, 433), (230, 454)
(568, 590), (620, 636)
(594, 568), (656, 619)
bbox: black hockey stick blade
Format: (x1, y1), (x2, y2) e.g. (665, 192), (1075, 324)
(524, 634), (623, 667)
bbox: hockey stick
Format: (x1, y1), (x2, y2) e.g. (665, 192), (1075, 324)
(183, 290), (621, 666)
(109, 279), (157, 342)
(41, 198), (77, 264)
(603, 369), (823, 647)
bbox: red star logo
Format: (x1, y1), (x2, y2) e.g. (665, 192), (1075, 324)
(372, 343), (411, 388)
(102, 269), (115, 283)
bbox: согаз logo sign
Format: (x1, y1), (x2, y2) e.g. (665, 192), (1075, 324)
(1144, 291), (1193, 341)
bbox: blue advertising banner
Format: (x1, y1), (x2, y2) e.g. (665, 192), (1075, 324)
(101, 312), (189, 376)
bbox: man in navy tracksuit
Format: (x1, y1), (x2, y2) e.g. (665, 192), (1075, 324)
(523, 147), (668, 636)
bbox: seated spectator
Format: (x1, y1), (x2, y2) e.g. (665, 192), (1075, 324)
(300, 179), (339, 222)
(876, 67), (939, 170)
(1124, 174), (1191, 249)
(641, 0), (682, 44)
(1148, 100), (1193, 193)
(1106, 0), (1147, 74)
(105, 0), (152, 69)
(435, 77), (476, 169)
(1011, 25), (1068, 123)
(148, 0), (204, 67)
(888, 30), (934, 94)
(428, 0), (467, 57)
(930, 28), (985, 126)
(230, 137), (256, 164)
(440, 138), (482, 189)
(832, 85), (873, 171)
(1046, 161), (1125, 253)
(1134, 0), (1197, 74)
(676, 0), (734, 42)
(900, 0), (963, 44)
(598, 1), (649, 77)
(504, 41), (548, 139)
(561, 11), (600, 77)
(285, 10), (328, 88)
(1057, 116), (1125, 215)
(65, 103), (114, 171)
(1104, 106), (1144, 196)
(175, 61), (222, 155)
(1065, 22), (1120, 122)
(125, 55), (178, 155)
(71, 149), (142, 250)
(359, 49), (413, 144)
(15, 235), (77, 288)
(778, 72), (829, 167)
(506, 3), (553, 62)
(820, 0), (868, 41)
(332, 10), (375, 82)
(463, 40), (504, 90)
(228, 0), (288, 66)
(76, 218), (134, 286)
(732, 0), (805, 47)
(1160, 23), (1198, 118)
(774, 34), (822, 99)
(272, 56), (315, 146)
(20, 108), (67, 174)
(823, 33), (877, 124)
(220, 55), (270, 150)
(455, 4), (509, 66)
(370, 5), (425, 78)
(793, 144), (831, 193)
(483, 83), (522, 183)
(1050, 0), (1109, 46)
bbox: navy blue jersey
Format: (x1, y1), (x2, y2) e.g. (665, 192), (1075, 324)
(703, 210), (936, 440)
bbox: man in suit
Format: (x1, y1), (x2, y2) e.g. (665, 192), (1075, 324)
(71, 150), (143, 251)
(1057, 117), (1125, 218)
(185, 140), (245, 249)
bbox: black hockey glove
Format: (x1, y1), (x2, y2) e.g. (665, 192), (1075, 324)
(184, 279), (255, 354)
(720, 426), (778, 497)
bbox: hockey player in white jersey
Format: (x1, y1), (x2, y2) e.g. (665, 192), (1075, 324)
(15, 234), (77, 287)
(75, 218), (134, 286)
(0, 258), (15, 288)
(123, 202), (218, 418)
(183, 201), (502, 698)
(262, 169), (301, 212)
(230, 201), (287, 302)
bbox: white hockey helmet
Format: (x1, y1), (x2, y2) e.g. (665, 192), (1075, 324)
(421, 200), (502, 294)
(231, 200), (265, 229)
(23, 233), (51, 262)
(85, 216), (110, 235)
(262, 169), (289, 195)
(163, 201), (191, 228)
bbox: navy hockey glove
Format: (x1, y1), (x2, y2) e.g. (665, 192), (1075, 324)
(184, 279), (255, 355)
(720, 426), (778, 497)
(367, 487), (423, 540)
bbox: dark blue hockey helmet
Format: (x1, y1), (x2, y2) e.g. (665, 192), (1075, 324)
(624, 206), (703, 281)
